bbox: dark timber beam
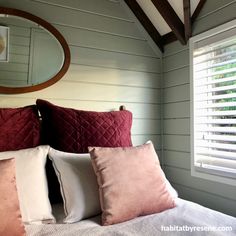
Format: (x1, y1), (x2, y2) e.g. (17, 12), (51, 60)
(162, 32), (177, 45)
(151, 0), (186, 45)
(124, 0), (164, 52)
(192, 0), (207, 23)
(183, 0), (192, 41)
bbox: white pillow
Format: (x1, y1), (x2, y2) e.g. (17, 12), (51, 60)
(0, 145), (55, 224)
(48, 148), (101, 223)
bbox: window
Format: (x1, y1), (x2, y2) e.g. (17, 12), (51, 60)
(190, 20), (236, 186)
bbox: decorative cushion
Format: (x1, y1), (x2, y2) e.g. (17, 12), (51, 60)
(89, 142), (176, 226)
(36, 99), (133, 153)
(0, 105), (40, 152)
(0, 146), (55, 224)
(48, 148), (100, 223)
(0, 158), (26, 236)
(36, 99), (132, 203)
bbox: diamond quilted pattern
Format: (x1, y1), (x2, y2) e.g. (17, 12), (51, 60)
(37, 99), (132, 153)
(0, 105), (40, 152)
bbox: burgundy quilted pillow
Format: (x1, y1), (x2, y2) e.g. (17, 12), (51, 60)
(36, 99), (133, 153)
(0, 105), (40, 152)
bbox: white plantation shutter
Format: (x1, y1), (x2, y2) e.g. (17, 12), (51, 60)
(191, 21), (236, 180)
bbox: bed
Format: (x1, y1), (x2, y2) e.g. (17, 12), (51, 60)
(26, 198), (236, 236)
(0, 99), (235, 236)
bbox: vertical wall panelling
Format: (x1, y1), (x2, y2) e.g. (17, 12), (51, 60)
(163, 0), (236, 216)
(0, 0), (162, 153)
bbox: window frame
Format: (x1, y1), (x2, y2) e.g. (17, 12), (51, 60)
(190, 19), (236, 186)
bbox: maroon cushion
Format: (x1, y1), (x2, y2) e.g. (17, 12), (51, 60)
(0, 105), (40, 152)
(36, 99), (133, 153)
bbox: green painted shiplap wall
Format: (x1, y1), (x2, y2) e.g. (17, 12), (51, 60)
(0, 0), (162, 153)
(163, 0), (236, 216)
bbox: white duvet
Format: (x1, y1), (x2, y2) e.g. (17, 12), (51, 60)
(26, 198), (236, 236)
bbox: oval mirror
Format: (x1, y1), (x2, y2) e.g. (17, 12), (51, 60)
(0, 7), (70, 94)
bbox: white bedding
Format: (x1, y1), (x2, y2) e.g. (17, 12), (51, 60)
(26, 198), (236, 236)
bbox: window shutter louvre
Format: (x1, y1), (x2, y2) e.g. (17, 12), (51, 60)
(192, 31), (236, 178)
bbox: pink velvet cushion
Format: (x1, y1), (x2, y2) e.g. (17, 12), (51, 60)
(0, 105), (40, 152)
(0, 158), (26, 236)
(36, 99), (132, 153)
(89, 142), (176, 226)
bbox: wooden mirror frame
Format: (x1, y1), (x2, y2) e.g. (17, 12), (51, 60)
(0, 7), (71, 94)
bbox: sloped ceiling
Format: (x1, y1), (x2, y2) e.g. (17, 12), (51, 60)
(124, 0), (206, 52)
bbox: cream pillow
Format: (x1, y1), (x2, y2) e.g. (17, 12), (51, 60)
(0, 146), (55, 224)
(48, 148), (101, 223)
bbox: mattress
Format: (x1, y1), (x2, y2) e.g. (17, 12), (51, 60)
(26, 198), (236, 236)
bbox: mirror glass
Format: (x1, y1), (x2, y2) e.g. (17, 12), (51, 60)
(0, 7), (70, 94)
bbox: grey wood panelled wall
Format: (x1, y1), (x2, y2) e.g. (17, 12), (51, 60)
(163, 0), (236, 216)
(0, 0), (162, 155)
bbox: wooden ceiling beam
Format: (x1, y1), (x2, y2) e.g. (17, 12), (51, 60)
(124, 0), (164, 52)
(192, 0), (207, 23)
(183, 0), (192, 41)
(162, 32), (177, 45)
(151, 0), (186, 45)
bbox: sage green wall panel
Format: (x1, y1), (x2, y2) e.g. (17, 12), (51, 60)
(6, 81), (160, 104)
(34, 0), (130, 21)
(165, 167), (236, 203)
(163, 49), (189, 72)
(132, 134), (162, 150)
(64, 65), (161, 89)
(193, 2), (236, 35)
(10, 26), (31, 37)
(0, 63), (28, 73)
(164, 118), (190, 135)
(0, 97), (161, 120)
(0, 72), (27, 82)
(163, 135), (190, 152)
(0, 0), (143, 39)
(163, 41), (188, 57)
(172, 183), (236, 217)
(132, 119), (161, 135)
(164, 84), (190, 103)
(197, 0), (236, 19)
(70, 46), (161, 73)
(9, 54), (29, 64)
(56, 25), (157, 57)
(10, 35), (30, 47)
(0, 80), (27, 86)
(0, 17), (36, 28)
(164, 101), (190, 119)
(164, 151), (190, 170)
(163, 67), (189, 88)
(10, 45), (30, 55)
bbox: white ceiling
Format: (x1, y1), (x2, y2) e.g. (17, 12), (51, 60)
(136, 0), (200, 35)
